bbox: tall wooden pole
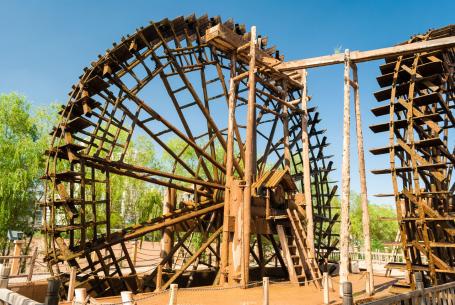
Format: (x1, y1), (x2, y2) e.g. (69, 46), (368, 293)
(242, 25), (257, 287)
(352, 64), (374, 295)
(161, 188), (175, 269)
(283, 82), (290, 171)
(339, 49), (351, 296)
(300, 69), (315, 258)
(220, 53), (238, 285)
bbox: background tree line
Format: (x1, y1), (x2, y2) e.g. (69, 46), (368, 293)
(0, 92), (398, 253)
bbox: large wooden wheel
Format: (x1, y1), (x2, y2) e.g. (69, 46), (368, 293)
(371, 25), (455, 286)
(42, 15), (338, 296)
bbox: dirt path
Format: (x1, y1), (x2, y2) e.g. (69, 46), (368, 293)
(77, 274), (398, 305)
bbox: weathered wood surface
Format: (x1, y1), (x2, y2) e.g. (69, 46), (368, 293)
(278, 36), (455, 70)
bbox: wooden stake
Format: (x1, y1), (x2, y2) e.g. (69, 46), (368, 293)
(74, 288), (87, 304)
(262, 277), (269, 305)
(121, 291), (134, 305)
(300, 69), (315, 259)
(352, 63), (374, 296)
(168, 284), (178, 305)
(67, 266), (77, 302)
(323, 272), (329, 304)
(339, 49), (351, 297)
(242, 25), (257, 288)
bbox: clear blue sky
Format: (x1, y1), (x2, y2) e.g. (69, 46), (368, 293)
(1, 0), (454, 205)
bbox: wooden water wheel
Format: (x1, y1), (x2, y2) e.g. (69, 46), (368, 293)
(42, 14), (339, 296)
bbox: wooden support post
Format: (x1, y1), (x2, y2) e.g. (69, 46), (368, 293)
(121, 291), (134, 305)
(257, 235), (265, 278)
(161, 188), (175, 269)
(262, 277), (269, 305)
(132, 240), (138, 266)
(300, 69), (315, 259)
(105, 169), (111, 238)
(67, 266), (77, 302)
(44, 278), (61, 305)
(323, 272), (329, 305)
(414, 272), (426, 305)
(27, 247), (38, 282)
(74, 288), (87, 304)
(283, 83), (290, 171)
(242, 25), (257, 288)
(221, 53), (237, 285)
(342, 282), (353, 305)
(10, 240), (24, 275)
(340, 49), (351, 297)
(352, 63), (374, 296)
(168, 284), (178, 305)
(0, 264), (10, 288)
(155, 264), (163, 292)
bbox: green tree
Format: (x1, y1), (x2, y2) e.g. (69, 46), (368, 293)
(349, 192), (398, 250)
(0, 93), (53, 251)
(109, 135), (163, 231)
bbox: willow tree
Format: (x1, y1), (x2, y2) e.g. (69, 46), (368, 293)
(0, 93), (52, 251)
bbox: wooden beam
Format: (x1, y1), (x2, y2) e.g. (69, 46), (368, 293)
(339, 49), (351, 297)
(352, 64), (374, 296)
(161, 227), (223, 290)
(241, 25), (257, 288)
(278, 36), (455, 71)
(300, 69), (315, 260)
(220, 53), (238, 285)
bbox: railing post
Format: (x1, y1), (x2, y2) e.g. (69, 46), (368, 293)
(121, 291), (134, 305)
(415, 272), (427, 305)
(74, 288), (87, 304)
(323, 272), (329, 304)
(44, 277), (61, 305)
(342, 281), (353, 305)
(262, 277), (269, 305)
(10, 240), (24, 275)
(67, 266), (77, 301)
(0, 264), (10, 288)
(168, 283), (178, 305)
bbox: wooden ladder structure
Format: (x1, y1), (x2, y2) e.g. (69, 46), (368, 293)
(276, 208), (322, 287)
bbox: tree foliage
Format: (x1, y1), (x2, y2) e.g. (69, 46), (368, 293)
(110, 135), (162, 229)
(349, 192), (398, 250)
(0, 93), (54, 250)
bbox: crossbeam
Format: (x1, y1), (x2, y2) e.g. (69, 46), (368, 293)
(278, 36), (455, 71)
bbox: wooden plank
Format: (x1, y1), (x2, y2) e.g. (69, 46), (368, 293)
(277, 36), (455, 71)
(276, 225), (298, 283)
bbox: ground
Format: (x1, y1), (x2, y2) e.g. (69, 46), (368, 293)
(65, 274), (397, 305)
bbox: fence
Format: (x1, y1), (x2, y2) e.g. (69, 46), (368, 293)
(327, 250), (406, 264)
(0, 264), (43, 305)
(356, 273), (455, 305)
(0, 248), (41, 282)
